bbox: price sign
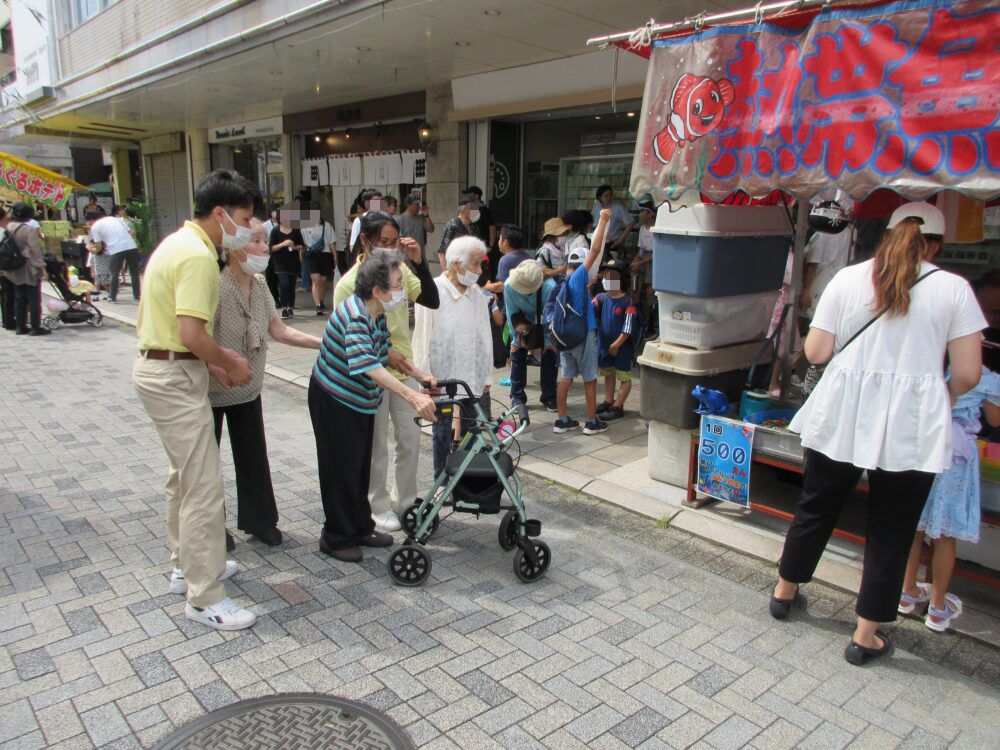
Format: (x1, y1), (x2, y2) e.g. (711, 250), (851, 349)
(697, 415), (755, 507)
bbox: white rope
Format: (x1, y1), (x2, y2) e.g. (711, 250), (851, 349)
(627, 19), (656, 49)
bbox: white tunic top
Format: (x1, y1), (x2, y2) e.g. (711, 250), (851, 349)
(412, 275), (494, 397)
(789, 260), (985, 474)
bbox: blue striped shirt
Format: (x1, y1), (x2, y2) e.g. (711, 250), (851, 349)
(313, 294), (390, 414)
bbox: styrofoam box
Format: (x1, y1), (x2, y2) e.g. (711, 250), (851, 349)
(638, 339), (769, 377)
(651, 203), (791, 297)
(657, 290), (780, 350)
(648, 420), (697, 489)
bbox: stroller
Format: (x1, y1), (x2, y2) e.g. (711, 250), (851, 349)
(387, 379), (550, 587)
(42, 255), (103, 330)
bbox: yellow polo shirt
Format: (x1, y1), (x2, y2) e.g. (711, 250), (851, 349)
(136, 221), (220, 352)
(333, 262), (421, 380)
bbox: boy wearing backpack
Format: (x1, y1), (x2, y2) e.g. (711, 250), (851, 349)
(594, 259), (639, 421)
(552, 208), (612, 435)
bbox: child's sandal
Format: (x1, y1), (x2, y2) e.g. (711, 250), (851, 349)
(897, 581), (931, 615)
(925, 593), (963, 633)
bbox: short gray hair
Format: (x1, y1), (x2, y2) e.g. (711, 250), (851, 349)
(445, 235), (487, 269)
(355, 248), (401, 299)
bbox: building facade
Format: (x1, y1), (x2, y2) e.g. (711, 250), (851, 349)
(0, 0), (741, 252)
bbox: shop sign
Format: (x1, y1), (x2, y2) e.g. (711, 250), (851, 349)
(0, 155), (74, 208)
(3, 0), (56, 106)
(697, 416), (754, 507)
(208, 116), (283, 143)
(631, 0), (1000, 203)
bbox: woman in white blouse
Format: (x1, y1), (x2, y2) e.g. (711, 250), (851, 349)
(769, 202), (985, 666)
(209, 219), (323, 549)
(413, 235), (494, 476)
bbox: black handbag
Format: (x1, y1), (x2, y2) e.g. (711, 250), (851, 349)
(520, 286), (546, 349)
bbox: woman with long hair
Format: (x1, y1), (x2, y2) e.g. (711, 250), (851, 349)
(769, 202), (985, 666)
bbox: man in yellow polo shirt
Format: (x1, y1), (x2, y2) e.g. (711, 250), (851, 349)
(133, 170), (259, 631)
(333, 210), (439, 533)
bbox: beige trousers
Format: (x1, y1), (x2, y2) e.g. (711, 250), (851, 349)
(368, 377), (421, 516)
(133, 357), (227, 607)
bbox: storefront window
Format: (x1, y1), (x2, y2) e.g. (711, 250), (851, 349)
(220, 138), (284, 211)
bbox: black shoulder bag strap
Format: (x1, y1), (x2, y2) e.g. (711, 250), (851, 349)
(535, 285), (543, 323)
(836, 268), (940, 355)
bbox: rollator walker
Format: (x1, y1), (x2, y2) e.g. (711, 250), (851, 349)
(386, 379), (550, 587)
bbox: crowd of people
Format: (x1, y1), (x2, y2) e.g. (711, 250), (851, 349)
(11, 163), (988, 670)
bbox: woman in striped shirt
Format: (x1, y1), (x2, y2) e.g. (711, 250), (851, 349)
(309, 249), (437, 563)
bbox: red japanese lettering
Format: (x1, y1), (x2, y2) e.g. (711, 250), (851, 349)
(887, 6), (1000, 136)
(3, 167), (17, 187)
(803, 22), (907, 99)
(27, 177), (43, 197)
(796, 96), (895, 177)
(15, 171), (29, 191)
(40, 182), (56, 200)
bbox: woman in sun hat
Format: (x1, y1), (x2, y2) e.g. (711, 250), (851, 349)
(535, 216), (571, 280)
(504, 260), (559, 411)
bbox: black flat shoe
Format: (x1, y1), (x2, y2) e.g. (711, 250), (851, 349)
(250, 527), (283, 546)
(225, 530), (235, 552)
(358, 531), (393, 548)
(844, 632), (893, 666)
(769, 584), (799, 620)
(319, 536), (362, 562)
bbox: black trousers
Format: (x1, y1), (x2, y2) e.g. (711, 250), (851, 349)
(276, 272), (297, 309)
(432, 394), (492, 477)
(14, 282), (41, 332)
(265, 259), (279, 305)
(510, 346), (557, 405)
(778, 448), (935, 622)
(108, 249), (141, 301)
(212, 396), (279, 534)
(1, 276), (16, 330)
(308, 377), (376, 548)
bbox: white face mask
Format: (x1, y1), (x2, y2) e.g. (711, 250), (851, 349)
(219, 211), (252, 253)
(382, 289), (406, 312)
(240, 253), (270, 275)
(457, 268), (480, 287)
(604, 279), (620, 291)
(469, 210), (481, 223)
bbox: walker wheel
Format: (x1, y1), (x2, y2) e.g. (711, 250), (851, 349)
(498, 509), (519, 550)
(513, 540), (551, 583)
(388, 545), (432, 587)
(42, 316), (60, 330)
(402, 501), (439, 539)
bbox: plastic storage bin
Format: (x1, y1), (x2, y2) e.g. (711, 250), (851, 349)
(639, 339), (769, 375)
(651, 203), (791, 297)
(657, 290), (780, 350)
(638, 342), (763, 429)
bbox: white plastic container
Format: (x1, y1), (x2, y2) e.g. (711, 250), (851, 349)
(651, 203), (791, 297)
(657, 290), (780, 350)
(638, 339), (769, 375)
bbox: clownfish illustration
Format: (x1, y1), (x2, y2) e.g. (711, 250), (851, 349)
(652, 73), (735, 164)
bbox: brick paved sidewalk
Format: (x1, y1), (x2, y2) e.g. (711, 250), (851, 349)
(3, 320), (1000, 749)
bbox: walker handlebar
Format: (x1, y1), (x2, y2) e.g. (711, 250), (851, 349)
(423, 378), (476, 400)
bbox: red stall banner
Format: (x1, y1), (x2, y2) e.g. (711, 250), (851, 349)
(630, 0), (1000, 205)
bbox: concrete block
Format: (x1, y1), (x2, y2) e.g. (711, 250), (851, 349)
(648, 420), (696, 489)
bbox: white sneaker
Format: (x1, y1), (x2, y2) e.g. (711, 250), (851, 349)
(185, 597), (256, 631)
(372, 510), (402, 533)
(169, 560), (239, 595)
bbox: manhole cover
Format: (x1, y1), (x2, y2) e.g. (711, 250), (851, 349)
(153, 693), (415, 750)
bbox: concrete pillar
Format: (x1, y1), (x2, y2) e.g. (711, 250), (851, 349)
(185, 128), (212, 199)
(110, 149), (134, 204)
(424, 83), (467, 271)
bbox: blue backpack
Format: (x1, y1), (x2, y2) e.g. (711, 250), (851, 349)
(544, 275), (588, 351)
